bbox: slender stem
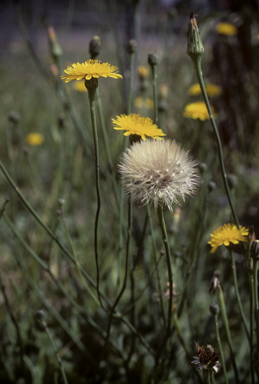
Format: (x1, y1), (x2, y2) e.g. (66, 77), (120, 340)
(87, 85), (103, 308)
(60, 210), (99, 305)
(104, 198), (132, 348)
(253, 257), (259, 361)
(229, 249), (250, 341)
(202, 370), (211, 384)
(151, 64), (158, 125)
(192, 56), (239, 228)
(248, 271), (256, 384)
(217, 285), (240, 384)
(157, 205), (173, 336)
(146, 203), (166, 328)
(95, 88), (119, 208)
(127, 50), (135, 114)
(173, 313), (190, 357)
(39, 316), (69, 384)
(213, 312), (229, 384)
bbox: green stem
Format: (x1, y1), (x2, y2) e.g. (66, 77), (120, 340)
(39, 315), (69, 384)
(217, 285), (240, 384)
(60, 211), (99, 305)
(127, 50), (135, 114)
(253, 257), (259, 362)
(229, 249), (250, 341)
(151, 65), (158, 125)
(248, 271), (256, 384)
(213, 312), (229, 384)
(202, 370), (211, 384)
(146, 203), (166, 328)
(192, 56), (239, 228)
(157, 205), (173, 336)
(87, 85), (103, 308)
(173, 313), (190, 357)
(96, 88), (119, 207)
(104, 198), (132, 349)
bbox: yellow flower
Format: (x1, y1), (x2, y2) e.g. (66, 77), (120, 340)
(26, 133), (44, 146)
(215, 22), (237, 36)
(60, 60), (123, 83)
(208, 224), (249, 253)
(72, 81), (87, 92)
(134, 97), (154, 110)
(112, 114), (165, 140)
(188, 84), (201, 96)
(138, 65), (149, 78)
(205, 84), (222, 97)
(188, 83), (222, 97)
(183, 101), (216, 121)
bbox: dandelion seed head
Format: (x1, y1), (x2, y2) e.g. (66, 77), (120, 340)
(119, 139), (200, 211)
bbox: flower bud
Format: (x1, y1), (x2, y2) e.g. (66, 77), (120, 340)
(127, 39), (137, 54)
(187, 12), (204, 60)
(227, 173), (238, 189)
(209, 303), (219, 315)
(48, 25), (62, 60)
(89, 36), (101, 59)
(8, 110), (21, 123)
(148, 53), (159, 66)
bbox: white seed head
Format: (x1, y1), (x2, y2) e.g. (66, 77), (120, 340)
(119, 139), (200, 211)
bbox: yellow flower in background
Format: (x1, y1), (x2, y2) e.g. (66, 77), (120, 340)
(26, 133), (44, 146)
(208, 223), (248, 253)
(188, 83), (201, 96)
(60, 60), (123, 82)
(138, 65), (150, 78)
(215, 22), (237, 36)
(112, 114), (165, 140)
(205, 84), (222, 97)
(134, 97), (154, 110)
(183, 101), (216, 121)
(73, 81), (87, 92)
(188, 83), (222, 97)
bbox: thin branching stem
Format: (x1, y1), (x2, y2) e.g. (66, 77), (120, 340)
(212, 312), (229, 384)
(192, 56), (239, 228)
(229, 249), (249, 341)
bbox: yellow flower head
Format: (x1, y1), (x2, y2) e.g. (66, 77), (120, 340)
(188, 84), (201, 96)
(112, 114), (165, 140)
(215, 22), (237, 36)
(208, 223), (249, 253)
(60, 60), (123, 83)
(183, 101), (216, 121)
(134, 97), (154, 110)
(138, 65), (150, 79)
(188, 83), (222, 97)
(72, 81), (87, 92)
(26, 133), (44, 146)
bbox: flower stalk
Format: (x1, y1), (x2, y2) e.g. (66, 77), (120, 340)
(85, 78), (103, 308)
(229, 249), (249, 340)
(187, 13), (239, 228)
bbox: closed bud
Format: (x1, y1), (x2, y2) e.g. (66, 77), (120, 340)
(89, 36), (101, 59)
(127, 39), (137, 54)
(209, 303), (219, 315)
(187, 12), (204, 60)
(227, 173), (238, 189)
(48, 25), (62, 60)
(198, 162), (207, 174)
(148, 53), (159, 66)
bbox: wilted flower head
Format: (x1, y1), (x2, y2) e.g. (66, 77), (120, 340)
(191, 342), (221, 373)
(208, 223), (248, 253)
(184, 101), (216, 120)
(216, 22), (237, 36)
(60, 60), (123, 82)
(119, 139), (199, 211)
